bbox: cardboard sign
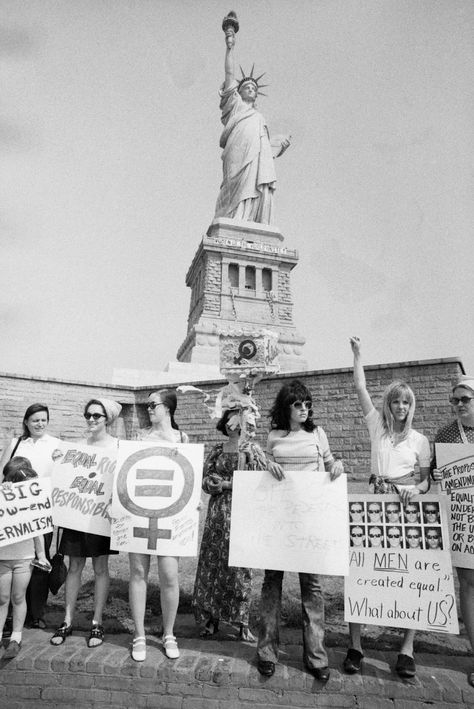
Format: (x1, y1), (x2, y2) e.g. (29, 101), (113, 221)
(50, 442), (116, 537)
(436, 443), (474, 569)
(110, 440), (204, 556)
(0, 478), (53, 548)
(344, 494), (458, 634)
(229, 470), (349, 575)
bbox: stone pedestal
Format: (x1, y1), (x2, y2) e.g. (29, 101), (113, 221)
(176, 218), (307, 372)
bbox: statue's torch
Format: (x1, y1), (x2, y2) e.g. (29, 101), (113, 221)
(222, 10), (239, 48)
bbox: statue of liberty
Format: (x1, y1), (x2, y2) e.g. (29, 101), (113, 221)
(214, 12), (291, 225)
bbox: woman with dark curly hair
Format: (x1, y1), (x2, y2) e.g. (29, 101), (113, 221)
(192, 408), (265, 641)
(256, 379), (343, 681)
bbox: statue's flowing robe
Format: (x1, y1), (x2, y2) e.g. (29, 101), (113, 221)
(214, 81), (276, 224)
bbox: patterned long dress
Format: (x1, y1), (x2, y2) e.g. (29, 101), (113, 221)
(192, 443), (253, 627)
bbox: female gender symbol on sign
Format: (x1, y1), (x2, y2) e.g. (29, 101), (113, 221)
(116, 446), (194, 551)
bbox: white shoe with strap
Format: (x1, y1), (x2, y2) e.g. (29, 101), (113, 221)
(162, 634), (179, 659)
(131, 636), (146, 662)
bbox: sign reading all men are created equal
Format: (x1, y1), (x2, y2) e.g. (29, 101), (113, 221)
(110, 440), (204, 556)
(344, 493), (458, 634)
(0, 478), (53, 547)
(50, 442), (117, 537)
(436, 443), (474, 569)
(229, 470), (349, 575)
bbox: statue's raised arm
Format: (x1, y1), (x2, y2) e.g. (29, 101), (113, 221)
(214, 11), (291, 225)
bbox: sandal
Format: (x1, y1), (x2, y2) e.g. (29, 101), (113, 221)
(199, 619), (219, 638)
(50, 623), (73, 646)
(162, 634), (180, 659)
(238, 624), (256, 642)
(87, 623), (105, 648)
(131, 636), (146, 662)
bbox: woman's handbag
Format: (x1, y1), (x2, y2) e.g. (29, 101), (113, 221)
(48, 529), (67, 595)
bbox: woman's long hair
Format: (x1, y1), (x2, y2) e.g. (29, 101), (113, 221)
(22, 404), (50, 440)
(150, 389), (180, 430)
(269, 379), (315, 433)
(381, 381), (415, 441)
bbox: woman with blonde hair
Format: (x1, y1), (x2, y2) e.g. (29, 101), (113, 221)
(344, 337), (430, 679)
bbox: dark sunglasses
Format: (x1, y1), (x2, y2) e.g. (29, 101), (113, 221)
(291, 400), (312, 410)
(351, 531), (364, 537)
(84, 413), (106, 421)
(426, 534), (439, 540)
(449, 396), (474, 406)
(147, 402), (164, 411)
(388, 533), (401, 538)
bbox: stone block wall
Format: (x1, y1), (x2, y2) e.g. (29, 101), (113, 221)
(0, 357), (463, 481)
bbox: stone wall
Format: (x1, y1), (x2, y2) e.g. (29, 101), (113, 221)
(0, 357), (463, 480)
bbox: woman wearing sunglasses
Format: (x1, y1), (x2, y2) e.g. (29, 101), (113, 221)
(432, 375), (474, 686)
(129, 390), (188, 662)
(256, 379), (343, 681)
(344, 337), (430, 679)
(0, 403), (60, 631)
(50, 398), (121, 648)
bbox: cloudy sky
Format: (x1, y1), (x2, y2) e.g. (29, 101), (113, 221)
(1, 0), (473, 383)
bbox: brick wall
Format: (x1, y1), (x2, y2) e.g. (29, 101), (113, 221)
(0, 357), (463, 481)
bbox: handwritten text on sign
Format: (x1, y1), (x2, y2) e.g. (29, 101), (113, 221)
(110, 441), (204, 556)
(344, 494), (458, 634)
(50, 443), (116, 537)
(229, 470), (349, 575)
(0, 478), (53, 548)
(436, 443), (474, 569)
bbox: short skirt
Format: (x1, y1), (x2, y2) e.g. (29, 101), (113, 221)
(59, 528), (118, 558)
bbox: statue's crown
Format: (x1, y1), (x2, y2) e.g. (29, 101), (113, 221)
(237, 65), (268, 97)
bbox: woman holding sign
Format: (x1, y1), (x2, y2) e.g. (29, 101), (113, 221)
(345, 337), (431, 679)
(0, 457), (50, 658)
(0, 403), (60, 630)
(256, 379), (344, 680)
(432, 375), (474, 686)
(129, 389), (189, 662)
(50, 398), (121, 649)
(193, 408), (266, 641)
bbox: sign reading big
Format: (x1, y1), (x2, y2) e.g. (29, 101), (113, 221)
(0, 478), (53, 547)
(110, 441), (204, 556)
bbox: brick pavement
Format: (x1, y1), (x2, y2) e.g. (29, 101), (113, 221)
(1, 626), (474, 709)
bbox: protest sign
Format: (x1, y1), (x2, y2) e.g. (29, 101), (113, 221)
(110, 440), (204, 556)
(0, 478), (53, 548)
(229, 470), (349, 575)
(436, 443), (474, 569)
(344, 494), (458, 633)
(50, 442), (116, 536)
